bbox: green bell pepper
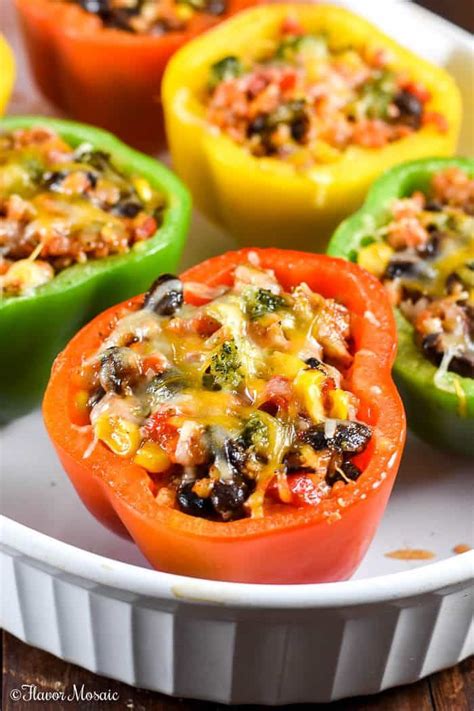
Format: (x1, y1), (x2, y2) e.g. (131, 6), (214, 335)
(0, 116), (191, 422)
(328, 157), (474, 456)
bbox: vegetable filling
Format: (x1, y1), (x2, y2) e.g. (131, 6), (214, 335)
(205, 17), (447, 167)
(357, 167), (474, 380)
(63, 0), (228, 33)
(0, 127), (165, 296)
(77, 260), (373, 522)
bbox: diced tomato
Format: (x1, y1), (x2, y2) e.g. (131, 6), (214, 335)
(269, 472), (324, 507)
(352, 119), (391, 149)
(423, 111), (449, 133)
(279, 70), (297, 93)
(281, 16), (306, 36)
(387, 216), (429, 249)
(262, 376), (294, 410)
(167, 312), (221, 337)
(141, 354), (167, 374)
(134, 216), (157, 240)
(401, 81), (431, 103)
(322, 376), (336, 408)
(144, 410), (179, 457)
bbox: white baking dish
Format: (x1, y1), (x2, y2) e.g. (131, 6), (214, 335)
(1, 0), (473, 703)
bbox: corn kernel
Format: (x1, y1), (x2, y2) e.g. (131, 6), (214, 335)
(269, 352), (306, 380)
(175, 4), (194, 21)
(328, 389), (350, 419)
(132, 177), (153, 204)
(311, 139), (341, 164)
(294, 369), (326, 422)
(357, 242), (394, 278)
(133, 441), (170, 473)
(95, 414), (141, 458)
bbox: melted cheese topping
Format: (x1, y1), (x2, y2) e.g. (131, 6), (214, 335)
(0, 126), (164, 297)
(357, 166), (474, 387)
(79, 264), (372, 521)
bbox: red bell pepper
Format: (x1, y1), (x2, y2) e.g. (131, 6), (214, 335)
(43, 249), (405, 584)
(15, 0), (258, 152)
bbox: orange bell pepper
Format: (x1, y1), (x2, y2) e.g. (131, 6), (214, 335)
(15, 0), (258, 152)
(43, 249), (405, 584)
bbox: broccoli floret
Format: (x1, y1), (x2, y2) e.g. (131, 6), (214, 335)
(203, 339), (243, 391)
(73, 145), (112, 172)
(244, 288), (287, 321)
(276, 34), (327, 61)
(209, 56), (243, 89)
(353, 69), (397, 120)
(240, 414), (269, 453)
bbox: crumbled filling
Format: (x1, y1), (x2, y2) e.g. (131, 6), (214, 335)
(76, 262), (372, 522)
(205, 17), (447, 168)
(0, 127), (165, 297)
(357, 167), (474, 380)
(63, 0), (227, 33)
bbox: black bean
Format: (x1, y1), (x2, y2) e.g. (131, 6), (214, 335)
(332, 422), (372, 453)
(86, 171), (98, 188)
(393, 90), (423, 129)
(112, 201), (142, 218)
(143, 274), (184, 316)
(421, 330), (474, 378)
(210, 478), (248, 520)
(224, 438), (247, 474)
(450, 352), (474, 379)
(445, 271), (464, 295)
(304, 357), (324, 370)
(205, 0), (227, 14)
(177, 481), (214, 518)
(300, 424), (327, 451)
(421, 332), (441, 358)
(326, 458), (362, 486)
(384, 259), (418, 280)
(425, 199), (443, 212)
(417, 231), (441, 258)
(99, 346), (140, 394)
(301, 421), (372, 454)
(247, 115), (267, 137)
(290, 115), (309, 142)
(87, 386), (105, 409)
(42, 170), (68, 190)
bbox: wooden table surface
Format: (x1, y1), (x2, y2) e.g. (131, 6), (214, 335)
(2, 1), (473, 709)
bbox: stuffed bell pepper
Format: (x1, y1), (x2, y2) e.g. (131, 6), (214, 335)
(15, 0), (259, 152)
(0, 116), (190, 422)
(43, 248), (405, 583)
(163, 3), (461, 250)
(328, 158), (473, 456)
(0, 35), (15, 115)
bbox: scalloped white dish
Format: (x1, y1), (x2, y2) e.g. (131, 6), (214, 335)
(1, 0), (473, 703)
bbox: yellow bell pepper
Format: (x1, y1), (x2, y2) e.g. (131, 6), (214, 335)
(0, 35), (15, 115)
(163, 4), (461, 250)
